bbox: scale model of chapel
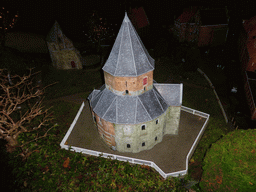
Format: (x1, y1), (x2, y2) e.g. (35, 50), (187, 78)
(88, 13), (183, 153)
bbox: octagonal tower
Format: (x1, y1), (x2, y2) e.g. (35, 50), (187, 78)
(88, 13), (183, 153)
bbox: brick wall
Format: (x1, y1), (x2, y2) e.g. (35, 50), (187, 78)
(104, 70), (153, 95)
(93, 113), (116, 147)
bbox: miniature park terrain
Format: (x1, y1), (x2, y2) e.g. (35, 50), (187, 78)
(60, 13), (210, 179)
(1, 16), (256, 192)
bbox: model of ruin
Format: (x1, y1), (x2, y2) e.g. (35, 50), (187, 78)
(88, 13), (183, 153)
(46, 21), (83, 69)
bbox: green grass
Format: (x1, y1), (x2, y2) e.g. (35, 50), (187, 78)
(42, 66), (103, 99)
(200, 129), (256, 191)
(9, 100), (189, 191)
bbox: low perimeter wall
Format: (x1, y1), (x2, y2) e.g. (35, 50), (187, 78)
(60, 102), (210, 179)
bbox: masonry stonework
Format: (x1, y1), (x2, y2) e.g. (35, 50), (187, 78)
(114, 112), (165, 153)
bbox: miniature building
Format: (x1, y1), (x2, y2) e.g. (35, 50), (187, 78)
(46, 21), (83, 69)
(238, 16), (256, 120)
(88, 13), (183, 153)
(173, 6), (229, 47)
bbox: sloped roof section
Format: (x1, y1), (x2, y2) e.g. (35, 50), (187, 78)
(88, 83), (182, 124)
(88, 85), (173, 124)
(154, 83), (183, 106)
(46, 21), (63, 42)
(102, 12), (154, 77)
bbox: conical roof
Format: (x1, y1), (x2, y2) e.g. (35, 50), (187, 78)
(102, 12), (154, 77)
(46, 20), (63, 42)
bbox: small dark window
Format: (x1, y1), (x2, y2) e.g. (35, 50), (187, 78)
(141, 125), (145, 130)
(144, 87), (146, 91)
(125, 90), (129, 95)
(127, 144), (131, 148)
(57, 36), (62, 44)
(93, 116), (96, 122)
(156, 119), (159, 124)
(71, 61), (76, 68)
(155, 137), (157, 141)
(142, 142), (145, 146)
(143, 77), (148, 85)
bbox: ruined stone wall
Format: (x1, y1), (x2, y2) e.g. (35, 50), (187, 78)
(47, 46), (82, 69)
(104, 70), (153, 96)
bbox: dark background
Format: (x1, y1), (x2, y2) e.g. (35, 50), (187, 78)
(3, 0), (256, 39)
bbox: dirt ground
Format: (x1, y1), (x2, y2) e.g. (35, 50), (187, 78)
(63, 101), (208, 175)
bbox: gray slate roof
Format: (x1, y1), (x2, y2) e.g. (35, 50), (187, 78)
(88, 83), (182, 124)
(154, 83), (183, 106)
(46, 20), (63, 42)
(102, 12), (155, 77)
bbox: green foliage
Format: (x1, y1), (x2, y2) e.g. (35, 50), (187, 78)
(200, 129), (256, 191)
(5, 98), (188, 191)
(10, 130), (188, 191)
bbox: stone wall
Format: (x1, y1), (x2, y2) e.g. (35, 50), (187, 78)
(165, 106), (181, 135)
(104, 70), (153, 96)
(114, 111), (166, 153)
(91, 102), (181, 153)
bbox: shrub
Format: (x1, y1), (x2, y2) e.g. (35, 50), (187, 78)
(0, 69), (53, 152)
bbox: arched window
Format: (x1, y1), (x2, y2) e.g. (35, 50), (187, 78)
(141, 125), (146, 130)
(156, 119), (159, 124)
(125, 90), (129, 95)
(155, 137), (157, 141)
(142, 142), (145, 146)
(127, 144), (131, 148)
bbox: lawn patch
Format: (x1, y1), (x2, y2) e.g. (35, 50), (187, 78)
(200, 129), (256, 191)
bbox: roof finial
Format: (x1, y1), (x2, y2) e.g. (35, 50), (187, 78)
(124, 12), (129, 22)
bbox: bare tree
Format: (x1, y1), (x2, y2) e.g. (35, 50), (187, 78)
(0, 69), (53, 152)
(84, 11), (116, 51)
